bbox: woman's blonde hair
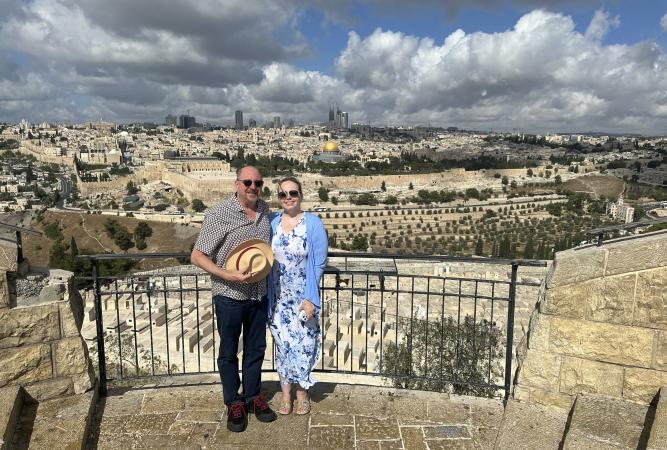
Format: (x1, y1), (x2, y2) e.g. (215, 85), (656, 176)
(277, 176), (303, 195)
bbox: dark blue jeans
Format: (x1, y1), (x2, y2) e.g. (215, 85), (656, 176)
(214, 295), (268, 406)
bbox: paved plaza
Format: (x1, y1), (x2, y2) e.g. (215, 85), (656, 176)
(88, 378), (504, 449)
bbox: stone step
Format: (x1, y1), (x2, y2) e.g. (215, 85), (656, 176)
(648, 386), (667, 450)
(0, 385), (24, 450)
(562, 393), (651, 450)
(11, 391), (96, 450)
(493, 400), (570, 450)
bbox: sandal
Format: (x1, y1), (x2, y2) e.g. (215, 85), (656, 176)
(278, 399), (292, 415)
(295, 398), (311, 415)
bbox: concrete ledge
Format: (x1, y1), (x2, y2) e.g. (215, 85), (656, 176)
(0, 385), (23, 450)
(562, 393), (649, 449)
(648, 386), (667, 450)
(493, 400), (569, 450)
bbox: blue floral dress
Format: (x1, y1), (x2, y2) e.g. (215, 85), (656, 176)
(269, 216), (321, 389)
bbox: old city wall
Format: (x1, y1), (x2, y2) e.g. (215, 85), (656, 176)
(514, 231), (667, 409)
(0, 246), (95, 401)
(160, 171), (235, 203)
(76, 172), (143, 196)
(18, 141), (76, 167)
(300, 168), (530, 192)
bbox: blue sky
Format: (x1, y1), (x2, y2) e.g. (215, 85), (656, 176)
(2, 0), (667, 134)
(296, 0), (667, 73)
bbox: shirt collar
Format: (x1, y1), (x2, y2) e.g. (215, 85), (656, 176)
(231, 193), (268, 216)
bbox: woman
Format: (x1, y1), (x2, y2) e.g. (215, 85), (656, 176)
(268, 176), (328, 415)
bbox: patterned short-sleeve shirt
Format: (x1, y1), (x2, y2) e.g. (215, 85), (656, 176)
(194, 194), (271, 300)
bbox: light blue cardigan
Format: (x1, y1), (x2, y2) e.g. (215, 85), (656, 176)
(268, 211), (328, 315)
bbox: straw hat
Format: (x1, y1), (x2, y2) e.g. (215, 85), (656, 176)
(224, 239), (274, 283)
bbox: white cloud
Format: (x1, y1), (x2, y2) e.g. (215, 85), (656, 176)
(585, 9), (620, 42)
(1, 4), (667, 134)
(331, 9), (667, 133)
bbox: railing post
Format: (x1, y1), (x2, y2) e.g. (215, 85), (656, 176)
(92, 259), (107, 396)
(15, 230), (22, 263)
(504, 263), (518, 404)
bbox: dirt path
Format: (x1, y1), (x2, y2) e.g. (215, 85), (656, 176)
(80, 215), (111, 252)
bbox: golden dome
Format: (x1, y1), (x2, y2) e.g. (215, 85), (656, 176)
(322, 141), (339, 152)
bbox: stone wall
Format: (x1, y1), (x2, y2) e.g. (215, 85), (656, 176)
(514, 231), (667, 408)
(0, 267), (95, 401)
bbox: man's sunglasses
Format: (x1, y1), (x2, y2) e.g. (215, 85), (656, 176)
(277, 190), (300, 199)
(237, 179), (264, 188)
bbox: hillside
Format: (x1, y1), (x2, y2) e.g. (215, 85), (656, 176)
(23, 211), (200, 269)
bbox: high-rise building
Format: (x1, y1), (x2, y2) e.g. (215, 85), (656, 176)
(328, 106), (334, 123)
(336, 107), (342, 128)
(234, 110), (243, 129)
(249, 119), (257, 128)
(341, 112), (349, 130)
(165, 114), (177, 126)
(178, 114), (196, 129)
(273, 116), (281, 128)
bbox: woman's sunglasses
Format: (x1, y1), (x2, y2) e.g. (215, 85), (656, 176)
(277, 190), (300, 199)
(238, 179), (264, 188)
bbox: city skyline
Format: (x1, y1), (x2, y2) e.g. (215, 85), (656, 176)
(2, 1), (667, 134)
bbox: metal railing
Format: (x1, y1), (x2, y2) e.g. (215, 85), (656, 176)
(78, 252), (546, 401)
(587, 218), (667, 246)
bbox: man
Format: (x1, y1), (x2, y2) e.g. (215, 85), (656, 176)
(191, 166), (277, 432)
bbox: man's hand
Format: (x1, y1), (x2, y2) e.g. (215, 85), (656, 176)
(191, 249), (255, 284)
(221, 268), (255, 283)
(298, 300), (316, 321)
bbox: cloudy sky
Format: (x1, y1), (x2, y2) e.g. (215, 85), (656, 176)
(2, 0), (667, 134)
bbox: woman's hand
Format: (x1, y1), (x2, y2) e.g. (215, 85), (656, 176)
(299, 300), (316, 321)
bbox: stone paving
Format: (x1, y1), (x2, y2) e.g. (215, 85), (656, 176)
(88, 381), (504, 449)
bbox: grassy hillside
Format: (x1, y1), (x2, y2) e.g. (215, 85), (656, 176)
(25, 211), (200, 270)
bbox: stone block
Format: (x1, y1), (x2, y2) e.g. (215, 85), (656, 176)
(38, 283), (65, 304)
(543, 283), (589, 319)
(624, 368), (667, 404)
(493, 400), (569, 450)
(655, 332), (667, 371)
(563, 393), (649, 449)
(526, 309), (550, 351)
(648, 386), (667, 450)
(53, 337), (90, 377)
(516, 350), (561, 391)
(0, 242), (18, 273)
(544, 274), (636, 324)
(525, 386), (573, 410)
(62, 286), (85, 336)
(0, 304), (61, 349)
(0, 272), (9, 309)
(547, 246), (607, 288)
(0, 385), (23, 450)
(559, 357), (623, 397)
(23, 377), (74, 401)
(605, 233), (667, 276)
(71, 365), (94, 394)
(0, 344), (52, 387)
(634, 267), (667, 329)
(549, 317), (654, 367)
(587, 273), (636, 325)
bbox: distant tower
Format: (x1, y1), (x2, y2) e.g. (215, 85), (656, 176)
(165, 114), (177, 126)
(328, 105), (335, 124)
(341, 112), (349, 130)
(248, 118), (257, 128)
(234, 110), (244, 129)
(335, 105), (342, 128)
(273, 116), (281, 128)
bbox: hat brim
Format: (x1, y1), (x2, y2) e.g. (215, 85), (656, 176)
(224, 239), (274, 283)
